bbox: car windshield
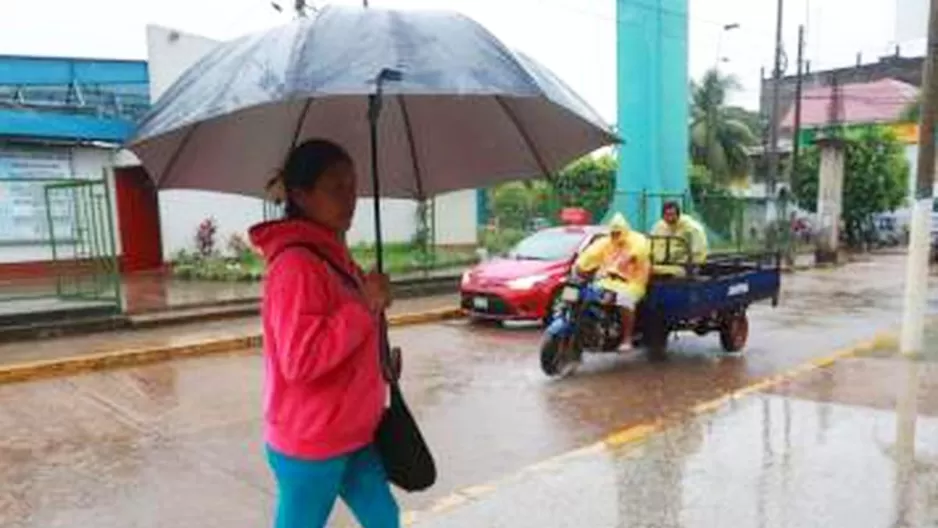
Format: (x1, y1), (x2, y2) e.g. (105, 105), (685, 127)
(508, 229), (587, 261)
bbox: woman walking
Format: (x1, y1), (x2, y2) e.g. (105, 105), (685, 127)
(249, 139), (399, 528)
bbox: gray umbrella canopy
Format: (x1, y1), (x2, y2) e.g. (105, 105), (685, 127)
(128, 5), (619, 200)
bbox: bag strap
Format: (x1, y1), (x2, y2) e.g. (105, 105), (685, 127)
(273, 243), (362, 292)
(271, 243), (397, 383)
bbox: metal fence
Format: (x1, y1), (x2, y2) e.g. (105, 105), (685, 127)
(45, 179), (121, 306)
(482, 188), (811, 258)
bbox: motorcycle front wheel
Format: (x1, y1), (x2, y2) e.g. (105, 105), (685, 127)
(540, 333), (581, 377)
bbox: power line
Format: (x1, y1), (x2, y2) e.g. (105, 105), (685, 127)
(535, 0), (916, 75)
(549, 0), (929, 78)
(537, 0), (769, 39)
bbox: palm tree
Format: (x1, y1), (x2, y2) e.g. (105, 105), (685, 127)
(689, 69), (758, 184)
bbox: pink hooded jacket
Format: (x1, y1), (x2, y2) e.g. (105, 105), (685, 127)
(249, 219), (385, 460)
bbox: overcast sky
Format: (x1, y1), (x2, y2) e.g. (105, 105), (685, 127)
(0, 0), (921, 120)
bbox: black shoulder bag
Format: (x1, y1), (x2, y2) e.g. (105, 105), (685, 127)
(276, 244), (437, 492)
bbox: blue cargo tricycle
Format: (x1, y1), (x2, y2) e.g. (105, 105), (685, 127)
(539, 236), (782, 377)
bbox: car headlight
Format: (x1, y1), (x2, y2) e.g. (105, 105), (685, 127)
(505, 274), (549, 290)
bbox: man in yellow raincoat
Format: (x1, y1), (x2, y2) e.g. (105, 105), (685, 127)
(573, 213), (651, 349)
(651, 201), (708, 267)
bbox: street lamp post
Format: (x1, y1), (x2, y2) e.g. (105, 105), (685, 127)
(715, 23), (740, 70)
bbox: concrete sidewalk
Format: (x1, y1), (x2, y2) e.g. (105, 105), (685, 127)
(0, 294), (459, 383)
(410, 343), (938, 528)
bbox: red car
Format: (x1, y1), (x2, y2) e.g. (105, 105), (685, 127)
(460, 225), (606, 324)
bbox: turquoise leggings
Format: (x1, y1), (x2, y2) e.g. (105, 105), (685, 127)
(266, 444), (400, 528)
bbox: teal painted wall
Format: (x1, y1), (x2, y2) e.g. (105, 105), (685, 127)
(609, 0), (689, 231)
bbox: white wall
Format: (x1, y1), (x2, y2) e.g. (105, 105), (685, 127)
(160, 193), (478, 255)
(346, 199), (418, 247)
(433, 190), (478, 246)
(146, 25), (220, 101)
(159, 191), (265, 258)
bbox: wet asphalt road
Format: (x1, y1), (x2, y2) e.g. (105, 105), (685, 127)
(0, 254), (936, 527)
(412, 356), (938, 528)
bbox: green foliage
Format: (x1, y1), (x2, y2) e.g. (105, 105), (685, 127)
(724, 106), (764, 137)
(792, 126), (910, 246)
(690, 69), (758, 184)
(478, 226), (527, 255)
(900, 97), (920, 123)
(411, 200), (434, 266)
(550, 154), (617, 220)
(489, 182), (542, 230)
(688, 163), (741, 240)
(488, 154), (616, 229)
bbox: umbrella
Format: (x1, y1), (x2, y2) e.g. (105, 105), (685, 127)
(128, 5), (619, 271)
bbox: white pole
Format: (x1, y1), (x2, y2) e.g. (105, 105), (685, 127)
(900, 0), (938, 356)
(893, 358), (919, 525)
(901, 198), (931, 354)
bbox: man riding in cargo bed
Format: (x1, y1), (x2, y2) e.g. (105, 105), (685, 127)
(650, 201), (708, 274)
(573, 213), (651, 349)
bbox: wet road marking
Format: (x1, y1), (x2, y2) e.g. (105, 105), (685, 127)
(0, 308), (465, 385)
(402, 326), (907, 526)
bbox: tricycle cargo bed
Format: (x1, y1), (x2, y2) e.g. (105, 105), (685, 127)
(641, 251), (781, 324)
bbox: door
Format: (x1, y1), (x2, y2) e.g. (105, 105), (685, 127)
(114, 166), (163, 272)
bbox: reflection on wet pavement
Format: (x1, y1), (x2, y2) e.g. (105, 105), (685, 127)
(0, 255), (937, 527)
(415, 370), (938, 527)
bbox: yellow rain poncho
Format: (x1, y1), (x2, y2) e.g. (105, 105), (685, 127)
(573, 213), (651, 307)
(650, 213), (708, 265)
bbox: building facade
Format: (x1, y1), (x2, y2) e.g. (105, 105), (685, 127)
(0, 55), (148, 276)
(759, 52), (923, 133)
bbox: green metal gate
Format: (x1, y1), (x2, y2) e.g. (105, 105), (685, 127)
(44, 179), (121, 308)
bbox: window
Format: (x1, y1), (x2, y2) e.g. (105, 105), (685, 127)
(508, 229), (588, 262)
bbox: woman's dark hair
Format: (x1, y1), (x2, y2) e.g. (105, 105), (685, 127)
(662, 200), (681, 217)
(281, 139), (352, 218)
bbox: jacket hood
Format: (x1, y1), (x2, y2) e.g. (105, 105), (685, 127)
(608, 212), (631, 233)
(249, 219), (355, 270)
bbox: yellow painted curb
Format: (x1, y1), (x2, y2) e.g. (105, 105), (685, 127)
(0, 307), (464, 385)
(402, 326), (905, 524)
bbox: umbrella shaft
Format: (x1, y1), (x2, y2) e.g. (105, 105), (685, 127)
(368, 93), (385, 274)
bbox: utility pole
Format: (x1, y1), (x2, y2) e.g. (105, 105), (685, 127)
(790, 25), (805, 176)
(900, 0), (938, 355)
(363, 0), (369, 6)
(785, 25), (805, 267)
(766, 0), (785, 217)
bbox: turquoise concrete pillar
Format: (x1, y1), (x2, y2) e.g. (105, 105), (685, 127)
(609, 0), (689, 231)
